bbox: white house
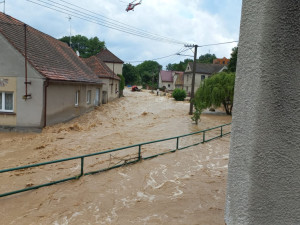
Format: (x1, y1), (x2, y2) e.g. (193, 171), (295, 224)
(0, 12), (104, 131)
(183, 62), (227, 95)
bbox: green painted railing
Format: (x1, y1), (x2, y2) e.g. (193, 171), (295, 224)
(0, 123), (231, 198)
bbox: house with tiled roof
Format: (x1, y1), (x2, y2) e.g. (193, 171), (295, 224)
(173, 71), (184, 89)
(184, 62), (227, 95)
(159, 70), (173, 90)
(0, 12), (104, 130)
(213, 57), (230, 65)
(83, 56), (120, 103)
(95, 48), (124, 76)
(159, 70), (184, 91)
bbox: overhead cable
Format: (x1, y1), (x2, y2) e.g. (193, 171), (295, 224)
(26, 0), (189, 45)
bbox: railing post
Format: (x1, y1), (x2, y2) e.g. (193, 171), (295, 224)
(138, 145), (142, 161)
(176, 137), (179, 150)
(221, 126), (223, 137)
(80, 157), (84, 177)
(202, 131), (205, 143)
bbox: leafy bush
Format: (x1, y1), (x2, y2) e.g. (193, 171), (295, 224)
(191, 101), (206, 125)
(172, 88), (186, 101)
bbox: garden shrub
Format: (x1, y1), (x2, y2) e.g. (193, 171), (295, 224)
(172, 88), (186, 101)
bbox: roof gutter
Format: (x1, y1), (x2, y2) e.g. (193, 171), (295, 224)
(23, 24), (31, 100)
(43, 79), (49, 128)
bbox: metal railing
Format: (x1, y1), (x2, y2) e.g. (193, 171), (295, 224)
(0, 123), (231, 198)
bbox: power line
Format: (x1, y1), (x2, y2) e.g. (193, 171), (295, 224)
(124, 47), (192, 63)
(25, 0), (189, 45)
(57, 0), (185, 45)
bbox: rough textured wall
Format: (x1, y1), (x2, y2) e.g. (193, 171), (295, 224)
(225, 0), (300, 224)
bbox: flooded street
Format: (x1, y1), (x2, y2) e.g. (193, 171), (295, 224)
(0, 88), (231, 225)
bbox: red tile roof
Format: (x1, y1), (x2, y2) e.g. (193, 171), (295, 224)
(82, 56), (120, 80)
(160, 70), (173, 82)
(0, 12), (102, 84)
(96, 48), (124, 64)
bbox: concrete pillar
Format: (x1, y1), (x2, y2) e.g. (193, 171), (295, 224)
(225, 1), (300, 224)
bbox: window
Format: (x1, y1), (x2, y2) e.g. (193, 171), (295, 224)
(86, 90), (91, 104)
(201, 75), (206, 81)
(0, 92), (14, 112)
(75, 90), (79, 106)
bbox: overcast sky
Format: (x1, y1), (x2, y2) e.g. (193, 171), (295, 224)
(3, 0), (242, 68)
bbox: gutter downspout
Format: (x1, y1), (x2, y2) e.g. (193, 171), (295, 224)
(23, 24), (31, 100)
(43, 79), (49, 128)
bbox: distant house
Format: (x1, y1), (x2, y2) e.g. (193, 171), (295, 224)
(0, 12), (104, 130)
(159, 70), (173, 90)
(213, 57), (230, 65)
(159, 70), (185, 91)
(173, 71), (184, 89)
(184, 62), (226, 95)
(95, 48), (124, 76)
(83, 56), (120, 103)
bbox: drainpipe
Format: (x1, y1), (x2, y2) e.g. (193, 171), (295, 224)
(43, 79), (49, 128)
(23, 24), (31, 100)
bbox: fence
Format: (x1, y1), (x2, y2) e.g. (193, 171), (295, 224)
(0, 123), (231, 198)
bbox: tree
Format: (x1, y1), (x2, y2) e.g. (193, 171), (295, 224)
(136, 61), (162, 88)
(118, 74), (125, 97)
(59, 35), (105, 58)
(166, 58), (193, 71)
(122, 63), (139, 85)
(227, 47), (238, 72)
(194, 72), (235, 115)
(198, 53), (217, 64)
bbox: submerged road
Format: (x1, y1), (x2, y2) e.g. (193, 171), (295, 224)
(0, 89), (231, 224)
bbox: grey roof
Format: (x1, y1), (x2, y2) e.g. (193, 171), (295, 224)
(186, 62), (226, 74)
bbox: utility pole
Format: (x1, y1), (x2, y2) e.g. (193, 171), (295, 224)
(67, 16), (72, 47)
(185, 44), (198, 115)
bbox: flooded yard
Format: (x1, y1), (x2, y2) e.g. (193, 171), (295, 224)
(0, 88), (231, 224)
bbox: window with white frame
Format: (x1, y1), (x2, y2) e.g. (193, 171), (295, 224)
(86, 90), (91, 104)
(75, 90), (79, 106)
(0, 92), (14, 112)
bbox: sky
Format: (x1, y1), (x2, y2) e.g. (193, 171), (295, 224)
(2, 0), (242, 69)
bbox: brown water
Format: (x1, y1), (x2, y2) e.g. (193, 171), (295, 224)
(0, 88), (231, 225)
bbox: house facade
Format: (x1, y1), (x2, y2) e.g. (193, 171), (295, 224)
(96, 48), (124, 76)
(83, 56), (120, 103)
(184, 62), (226, 95)
(0, 13), (103, 131)
(173, 71), (184, 89)
(159, 70), (173, 90)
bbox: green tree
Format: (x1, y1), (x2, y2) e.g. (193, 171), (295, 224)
(118, 74), (125, 97)
(194, 72), (235, 115)
(166, 58), (193, 71)
(59, 35), (105, 58)
(191, 101), (206, 125)
(136, 61), (162, 87)
(227, 47), (238, 72)
(198, 53), (217, 64)
(122, 63), (139, 85)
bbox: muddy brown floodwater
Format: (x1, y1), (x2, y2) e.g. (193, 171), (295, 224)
(0, 88), (232, 225)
